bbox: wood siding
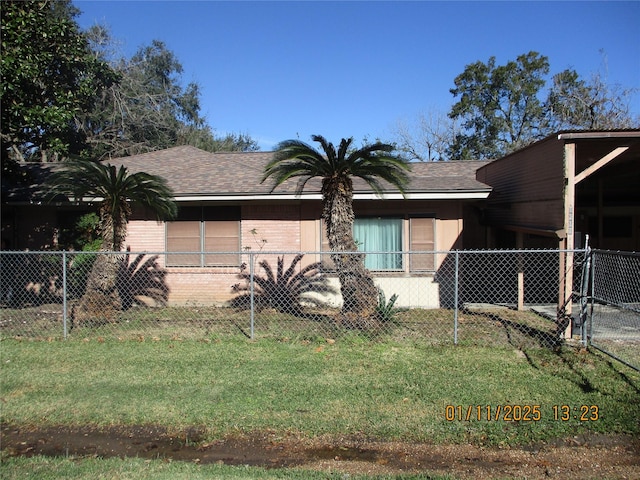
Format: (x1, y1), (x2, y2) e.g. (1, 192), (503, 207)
(477, 138), (566, 235)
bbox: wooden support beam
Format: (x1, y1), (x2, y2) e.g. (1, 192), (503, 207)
(574, 146), (629, 184)
(559, 143), (576, 338)
(517, 232), (524, 311)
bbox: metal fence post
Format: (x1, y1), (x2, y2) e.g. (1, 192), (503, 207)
(249, 251), (255, 339)
(587, 250), (595, 348)
(62, 252), (68, 339)
(454, 250), (459, 345)
(581, 247), (591, 347)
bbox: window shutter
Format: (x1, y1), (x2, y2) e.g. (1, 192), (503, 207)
(410, 217), (435, 271)
(204, 220), (240, 266)
(167, 221), (201, 266)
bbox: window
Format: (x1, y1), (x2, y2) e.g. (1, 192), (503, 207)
(166, 207), (240, 267)
(321, 216), (436, 272)
(354, 218), (403, 270)
(409, 217), (435, 271)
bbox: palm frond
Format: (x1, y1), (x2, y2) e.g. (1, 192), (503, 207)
(47, 159), (176, 251)
(262, 140), (329, 194)
(337, 137), (353, 162)
(350, 152), (412, 195)
(47, 159), (177, 220)
(311, 134), (337, 167)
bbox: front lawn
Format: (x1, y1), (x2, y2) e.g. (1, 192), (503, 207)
(1, 332), (638, 478)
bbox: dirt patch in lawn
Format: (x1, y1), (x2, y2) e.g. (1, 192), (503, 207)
(2, 424), (639, 479)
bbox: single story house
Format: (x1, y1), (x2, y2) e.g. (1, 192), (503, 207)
(2, 129), (638, 312)
(1, 146), (492, 307)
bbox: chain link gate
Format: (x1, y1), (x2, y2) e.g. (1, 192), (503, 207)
(0, 249), (595, 350)
(586, 250), (640, 371)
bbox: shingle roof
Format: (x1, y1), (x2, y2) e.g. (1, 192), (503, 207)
(111, 146), (491, 198)
(6, 146), (491, 203)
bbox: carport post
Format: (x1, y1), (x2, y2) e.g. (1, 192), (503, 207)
(558, 142), (576, 338)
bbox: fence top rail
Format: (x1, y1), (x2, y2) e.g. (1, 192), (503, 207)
(592, 249), (640, 258)
(1, 248), (589, 256)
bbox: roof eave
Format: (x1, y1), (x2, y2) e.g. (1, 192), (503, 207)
(173, 190), (492, 202)
(557, 130), (640, 141)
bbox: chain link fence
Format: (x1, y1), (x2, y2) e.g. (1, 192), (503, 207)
(588, 250), (640, 370)
(1, 249), (589, 350)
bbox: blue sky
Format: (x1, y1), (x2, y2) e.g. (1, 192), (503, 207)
(76, 1), (640, 151)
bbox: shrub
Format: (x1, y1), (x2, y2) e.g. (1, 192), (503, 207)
(231, 254), (335, 316)
(376, 290), (402, 323)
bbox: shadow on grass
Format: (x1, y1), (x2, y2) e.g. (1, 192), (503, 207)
(494, 316), (562, 350)
(475, 310), (631, 395)
(601, 355), (640, 395)
(489, 311), (640, 396)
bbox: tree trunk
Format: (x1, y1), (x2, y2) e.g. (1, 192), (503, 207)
(323, 177), (380, 330)
(334, 254), (381, 330)
(72, 251), (125, 326)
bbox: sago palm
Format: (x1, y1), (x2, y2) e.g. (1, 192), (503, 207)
(48, 160), (177, 251)
(231, 254), (335, 316)
(262, 135), (410, 327)
(48, 160), (177, 322)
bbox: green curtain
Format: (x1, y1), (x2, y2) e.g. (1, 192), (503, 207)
(354, 218), (403, 270)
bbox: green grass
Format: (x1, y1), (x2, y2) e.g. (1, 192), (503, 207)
(0, 456), (452, 480)
(0, 304), (568, 349)
(590, 340), (640, 369)
(1, 337), (638, 444)
(1, 332), (639, 478)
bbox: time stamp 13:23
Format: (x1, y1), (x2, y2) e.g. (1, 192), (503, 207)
(444, 405), (600, 422)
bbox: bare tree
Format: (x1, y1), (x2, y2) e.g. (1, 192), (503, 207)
(392, 109), (460, 161)
(547, 61), (639, 130)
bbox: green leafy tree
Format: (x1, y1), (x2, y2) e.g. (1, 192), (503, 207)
(1, 0), (117, 164)
(47, 160), (177, 321)
(445, 51), (639, 160)
(75, 39), (201, 158)
(178, 128), (260, 153)
(76, 37), (259, 158)
(448, 51), (550, 159)
(1, 2), (257, 166)
(262, 135), (410, 328)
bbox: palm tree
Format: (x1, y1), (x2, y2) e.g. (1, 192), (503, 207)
(262, 135), (410, 328)
(47, 160), (177, 323)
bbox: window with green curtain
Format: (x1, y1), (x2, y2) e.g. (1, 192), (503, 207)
(353, 218), (403, 270)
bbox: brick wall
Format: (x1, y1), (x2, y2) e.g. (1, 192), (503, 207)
(125, 210), (308, 306)
(126, 221), (165, 254)
(123, 201), (462, 306)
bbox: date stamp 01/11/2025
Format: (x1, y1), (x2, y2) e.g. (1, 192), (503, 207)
(444, 404), (600, 422)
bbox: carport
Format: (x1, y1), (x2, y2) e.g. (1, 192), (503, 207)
(476, 129), (640, 335)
